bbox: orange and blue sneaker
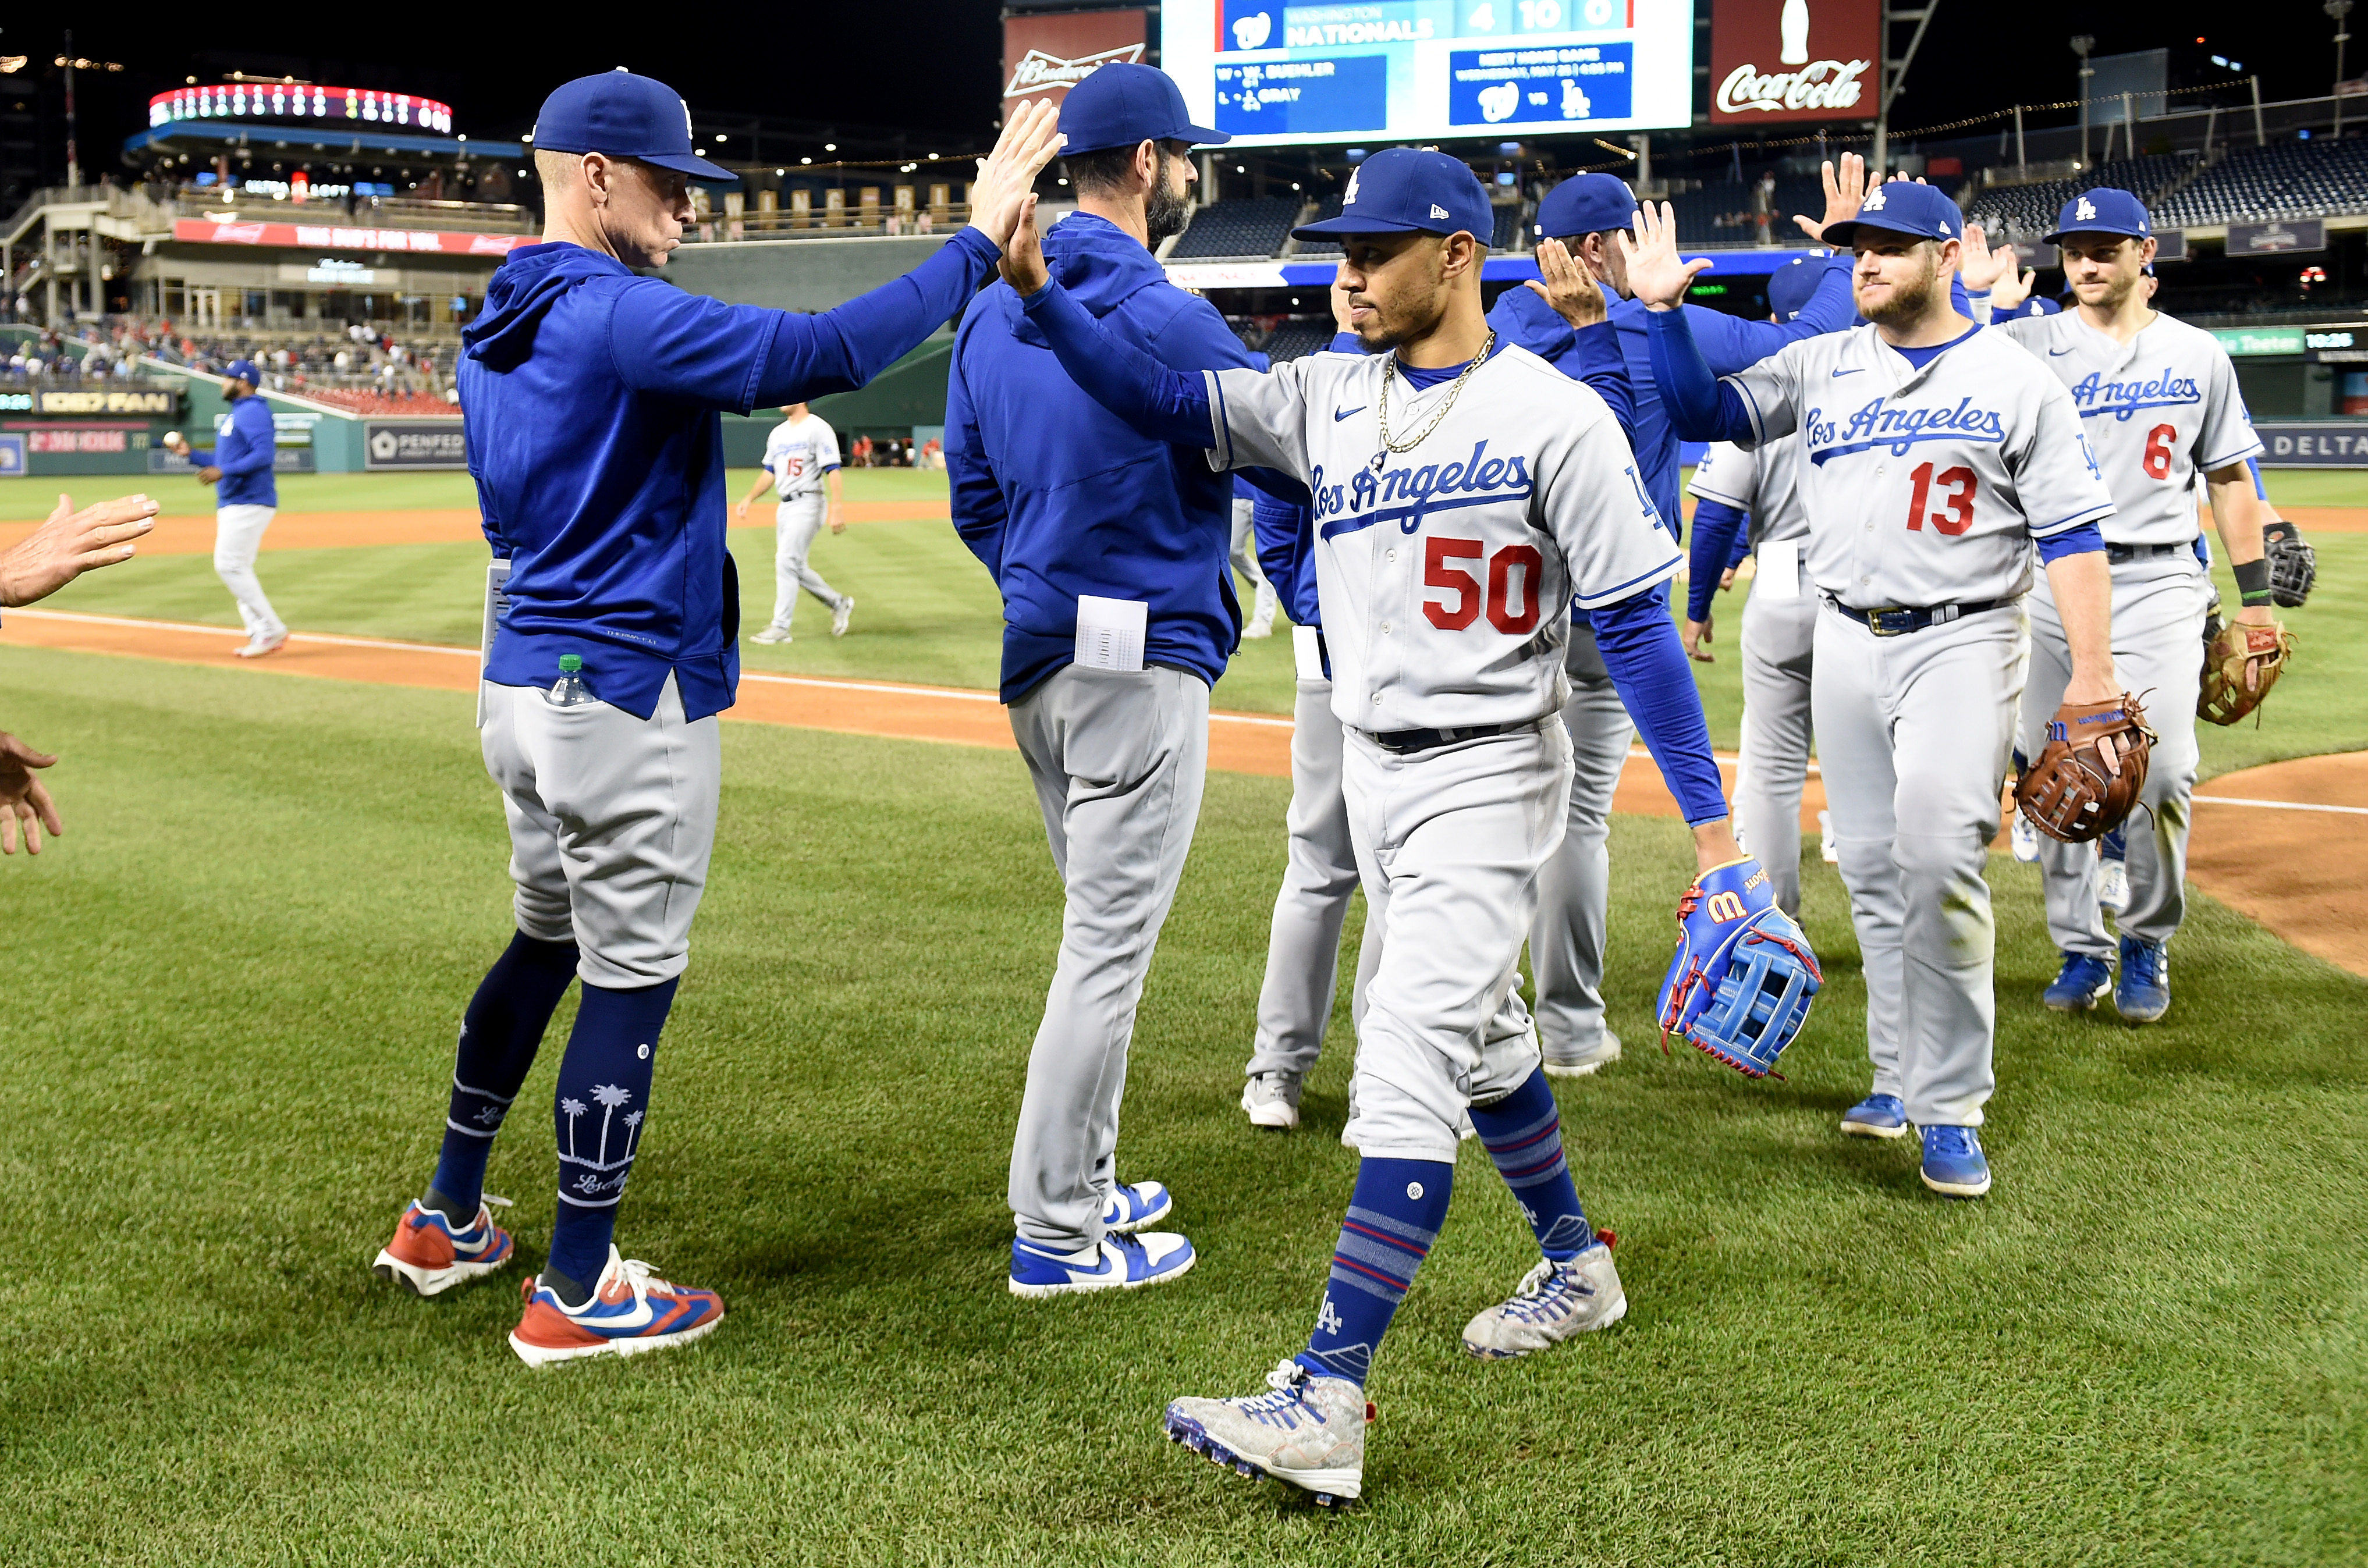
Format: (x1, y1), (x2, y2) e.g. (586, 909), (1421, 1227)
(508, 1245), (725, 1367)
(372, 1197), (516, 1297)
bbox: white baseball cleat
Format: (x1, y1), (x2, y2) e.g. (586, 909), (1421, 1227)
(2097, 855), (2130, 915)
(1460, 1238), (1627, 1358)
(1818, 809), (1839, 863)
(235, 628), (289, 659)
(750, 624), (793, 645)
(1241, 1071), (1302, 1129)
(2011, 810), (2040, 863)
(1165, 1358), (1367, 1506)
(831, 596), (854, 637)
(1544, 1030), (1621, 1078)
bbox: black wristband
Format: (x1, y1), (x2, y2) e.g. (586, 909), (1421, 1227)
(2233, 557), (2274, 606)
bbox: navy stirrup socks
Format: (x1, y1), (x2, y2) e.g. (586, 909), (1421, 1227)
(425, 932), (579, 1224)
(1469, 1066), (1595, 1260)
(543, 977), (679, 1304)
(1298, 1157), (1454, 1386)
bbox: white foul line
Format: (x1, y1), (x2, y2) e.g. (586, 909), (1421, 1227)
(2193, 795), (2368, 817)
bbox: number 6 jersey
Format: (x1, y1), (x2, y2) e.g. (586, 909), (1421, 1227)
(1721, 322), (2115, 609)
(1203, 344), (1682, 734)
(1991, 311), (2262, 545)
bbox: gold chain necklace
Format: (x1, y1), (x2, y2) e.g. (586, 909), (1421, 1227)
(1371, 330), (1496, 473)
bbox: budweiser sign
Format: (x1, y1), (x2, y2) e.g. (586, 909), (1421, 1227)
(1716, 58), (1872, 116)
(1004, 42), (1146, 99)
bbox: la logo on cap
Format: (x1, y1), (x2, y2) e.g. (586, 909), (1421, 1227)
(1344, 168), (1361, 204)
(2077, 195), (2096, 219)
(1863, 187), (1887, 210)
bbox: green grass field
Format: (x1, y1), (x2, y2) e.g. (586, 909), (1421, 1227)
(1, 649), (2361, 1565)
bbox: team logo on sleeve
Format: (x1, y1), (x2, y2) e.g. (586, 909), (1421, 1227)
(1311, 442), (1533, 539)
(1802, 395), (2006, 464)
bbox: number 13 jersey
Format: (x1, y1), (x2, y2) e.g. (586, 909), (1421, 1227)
(1723, 322), (2114, 609)
(1204, 344), (1682, 734)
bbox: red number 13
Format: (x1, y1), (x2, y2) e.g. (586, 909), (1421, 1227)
(1906, 462), (1976, 535)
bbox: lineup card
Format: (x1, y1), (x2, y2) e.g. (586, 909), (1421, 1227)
(1163, 0), (1696, 148)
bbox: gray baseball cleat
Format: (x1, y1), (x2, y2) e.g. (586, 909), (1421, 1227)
(1241, 1071), (1302, 1129)
(831, 596), (855, 637)
(1543, 1029), (1622, 1078)
(1461, 1238), (1626, 1359)
(1166, 1358), (1367, 1506)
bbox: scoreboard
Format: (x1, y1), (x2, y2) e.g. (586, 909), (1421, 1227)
(1162, 1), (1695, 148)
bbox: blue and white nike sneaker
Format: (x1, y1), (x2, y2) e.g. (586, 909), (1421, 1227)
(1009, 1231), (1195, 1299)
(2044, 951), (2115, 1012)
(1840, 1092), (1909, 1139)
(1101, 1179), (1173, 1233)
(2115, 936), (2170, 1024)
(1920, 1125), (1991, 1198)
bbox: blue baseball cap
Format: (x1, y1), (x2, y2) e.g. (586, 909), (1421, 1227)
(223, 358), (260, 386)
(1535, 172), (1637, 240)
(1766, 255), (1823, 322)
(1822, 180), (1963, 247)
(1294, 147), (1493, 244)
(532, 70), (734, 182)
(2044, 187), (2153, 245)
(1057, 62), (1226, 156)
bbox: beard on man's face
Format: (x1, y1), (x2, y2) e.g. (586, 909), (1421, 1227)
(1145, 157), (1191, 247)
(1862, 257), (1938, 327)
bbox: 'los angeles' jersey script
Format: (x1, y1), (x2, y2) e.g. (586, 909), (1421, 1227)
(1688, 436), (1810, 546)
(763, 415), (841, 497)
(1994, 311), (2262, 546)
(1203, 345), (1682, 733)
(1725, 323), (2115, 608)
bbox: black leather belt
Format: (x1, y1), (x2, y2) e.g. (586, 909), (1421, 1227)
(1370, 720), (1531, 755)
(2107, 542), (2185, 563)
(1826, 595), (2013, 637)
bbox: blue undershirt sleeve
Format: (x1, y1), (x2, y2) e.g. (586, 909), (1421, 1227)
(1683, 256), (1854, 374)
(945, 331), (1008, 576)
(1590, 582), (1729, 826)
(2036, 520), (2106, 563)
(1687, 498), (1749, 622)
(1570, 321), (1635, 449)
(751, 227), (1000, 406)
(1645, 309), (1756, 444)
(2246, 456), (2267, 500)
(1329, 331), (1365, 354)
(1018, 279), (1215, 448)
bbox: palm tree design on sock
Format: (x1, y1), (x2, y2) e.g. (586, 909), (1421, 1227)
(622, 1108), (645, 1162)
(591, 1084), (634, 1167)
(560, 1096), (588, 1162)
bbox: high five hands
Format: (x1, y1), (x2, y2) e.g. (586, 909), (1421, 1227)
(1959, 222), (2035, 310)
(967, 99), (1067, 252)
(1527, 237), (1607, 330)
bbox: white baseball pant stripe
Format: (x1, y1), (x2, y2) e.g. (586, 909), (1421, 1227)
(1245, 676), (1382, 1082)
(1813, 603), (2027, 1129)
(1007, 664), (1210, 1251)
(1228, 497), (1277, 627)
(771, 492), (845, 631)
(2021, 554), (2209, 955)
(214, 503), (284, 639)
(480, 672), (720, 989)
(1738, 570), (1819, 919)
(1343, 720), (1572, 1163)
(1528, 627), (1634, 1064)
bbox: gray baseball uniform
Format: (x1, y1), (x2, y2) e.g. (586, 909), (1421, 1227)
(760, 414), (849, 634)
(1724, 323), (2114, 1127)
(1525, 627), (1634, 1066)
(1689, 436), (1815, 917)
(1994, 311), (2262, 959)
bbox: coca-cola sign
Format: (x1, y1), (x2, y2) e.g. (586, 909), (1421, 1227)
(1002, 10), (1149, 105)
(1710, 0), (1882, 125)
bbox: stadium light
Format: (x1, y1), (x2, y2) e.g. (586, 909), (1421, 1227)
(801, 157), (812, 165)
(776, 167), (786, 176)
(825, 143), (836, 151)
(715, 133), (728, 141)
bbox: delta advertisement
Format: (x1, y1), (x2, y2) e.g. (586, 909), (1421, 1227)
(1709, 0), (1880, 125)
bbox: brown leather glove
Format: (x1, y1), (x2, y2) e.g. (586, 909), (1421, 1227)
(2015, 692), (2155, 844)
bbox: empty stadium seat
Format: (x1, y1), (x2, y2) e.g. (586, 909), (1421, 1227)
(1170, 197), (1301, 260)
(1961, 154), (2190, 242)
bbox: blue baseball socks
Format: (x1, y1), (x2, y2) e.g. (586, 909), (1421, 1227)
(1468, 1066), (1595, 1260)
(543, 977), (679, 1306)
(425, 932), (580, 1224)
(1298, 1157), (1454, 1385)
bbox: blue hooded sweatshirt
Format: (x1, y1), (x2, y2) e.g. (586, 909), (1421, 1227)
(196, 392), (277, 509)
(947, 212), (1268, 702)
(461, 229), (999, 720)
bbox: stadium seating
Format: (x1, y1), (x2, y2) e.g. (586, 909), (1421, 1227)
(1961, 154), (2192, 241)
(2154, 137), (2368, 227)
(1258, 319), (1337, 362)
(1663, 177), (1826, 247)
(1169, 197), (1301, 260)
(294, 389), (457, 417)
(1293, 198), (1345, 258)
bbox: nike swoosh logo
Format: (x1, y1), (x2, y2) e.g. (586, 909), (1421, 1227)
(1831, 368), (1863, 378)
(1334, 406), (1366, 421)
(2049, 347), (2074, 356)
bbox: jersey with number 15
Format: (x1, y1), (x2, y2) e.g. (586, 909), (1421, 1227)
(1993, 311), (2262, 546)
(1723, 323), (2115, 609)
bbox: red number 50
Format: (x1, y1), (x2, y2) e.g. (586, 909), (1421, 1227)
(1425, 538), (1545, 633)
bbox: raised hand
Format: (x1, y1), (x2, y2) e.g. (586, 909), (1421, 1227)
(1991, 259), (2037, 313)
(0, 491), (159, 607)
(1793, 151), (1866, 243)
(966, 99), (1066, 248)
(1617, 201), (1711, 312)
(998, 193), (1051, 297)
(1957, 223), (2019, 291)
(0, 732), (63, 855)
(1526, 237), (1606, 329)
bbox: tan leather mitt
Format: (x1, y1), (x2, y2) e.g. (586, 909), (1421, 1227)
(2015, 692), (2155, 844)
(2198, 620), (2295, 727)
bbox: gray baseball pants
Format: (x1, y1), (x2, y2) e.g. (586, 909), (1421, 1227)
(2021, 553), (2209, 957)
(1737, 565), (1819, 918)
(1814, 602), (2027, 1129)
(1245, 676), (1382, 1082)
(1006, 664), (1210, 1252)
(1528, 627), (1634, 1065)
(770, 493), (846, 631)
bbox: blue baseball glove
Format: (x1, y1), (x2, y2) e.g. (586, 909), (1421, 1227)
(1656, 856), (1823, 1079)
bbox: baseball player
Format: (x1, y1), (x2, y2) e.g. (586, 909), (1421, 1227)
(1682, 255), (1838, 919)
(1639, 183), (2120, 1199)
(1003, 145), (1778, 1503)
(946, 63), (1259, 1298)
(1499, 167), (1860, 1073)
(1229, 475), (1279, 638)
(368, 72), (1061, 1362)
(161, 361), (285, 658)
(736, 401), (853, 642)
(1959, 192), (2266, 1023)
